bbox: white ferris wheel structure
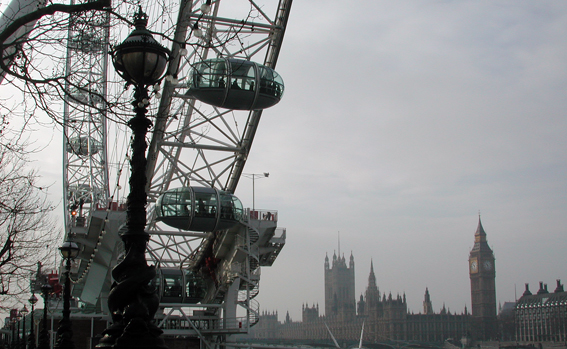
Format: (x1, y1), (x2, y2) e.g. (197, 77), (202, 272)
(10, 0), (293, 345)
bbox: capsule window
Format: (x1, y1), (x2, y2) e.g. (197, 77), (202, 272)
(157, 188), (191, 218)
(194, 191), (218, 217)
(185, 271), (205, 302)
(163, 274), (183, 298)
(232, 196), (243, 221)
(218, 193), (240, 221)
(193, 59), (226, 89)
(258, 66), (284, 99)
(230, 60), (256, 91)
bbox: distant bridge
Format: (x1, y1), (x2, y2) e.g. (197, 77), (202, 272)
(233, 339), (445, 349)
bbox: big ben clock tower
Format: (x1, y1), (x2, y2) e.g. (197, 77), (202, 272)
(469, 216), (497, 340)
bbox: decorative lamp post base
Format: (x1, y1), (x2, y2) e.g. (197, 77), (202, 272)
(97, 260), (166, 349)
(54, 321), (75, 349)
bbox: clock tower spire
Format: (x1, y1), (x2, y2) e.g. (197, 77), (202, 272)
(469, 216), (497, 340)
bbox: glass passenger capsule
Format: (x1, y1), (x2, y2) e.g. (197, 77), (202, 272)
(155, 268), (206, 304)
(155, 186), (243, 232)
(66, 136), (102, 156)
(186, 58), (284, 110)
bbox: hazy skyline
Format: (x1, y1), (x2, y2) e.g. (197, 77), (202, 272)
(236, 1), (567, 321)
(8, 0), (567, 323)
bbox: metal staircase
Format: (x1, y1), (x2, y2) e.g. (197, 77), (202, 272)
(154, 209), (284, 337)
(236, 221), (262, 327)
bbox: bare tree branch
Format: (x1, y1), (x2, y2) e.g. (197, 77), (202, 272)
(0, 122), (58, 309)
(0, 0), (111, 83)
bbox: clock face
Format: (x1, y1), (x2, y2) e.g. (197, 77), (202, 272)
(470, 260), (478, 273)
(483, 261), (492, 271)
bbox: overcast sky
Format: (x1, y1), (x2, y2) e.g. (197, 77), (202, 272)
(231, 0), (567, 321)
(11, 0), (567, 322)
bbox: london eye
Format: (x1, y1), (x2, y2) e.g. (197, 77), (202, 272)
(2, 0), (292, 346)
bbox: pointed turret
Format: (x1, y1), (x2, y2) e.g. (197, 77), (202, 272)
(325, 253), (330, 270)
(365, 260), (380, 308)
(476, 217), (487, 240)
(423, 287), (433, 314)
(471, 216), (493, 253)
(368, 260), (377, 288)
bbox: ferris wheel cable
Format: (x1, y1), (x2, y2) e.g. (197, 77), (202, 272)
(222, 0), (293, 192)
(167, 121), (239, 145)
(155, 148), (235, 184)
(144, 4), (248, 193)
(107, 137), (130, 201)
(159, 142), (240, 152)
(144, 0), (195, 189)
(151, 242), (197, 260)
(151, 121), (234, 189)
(149, 237), (196, 262)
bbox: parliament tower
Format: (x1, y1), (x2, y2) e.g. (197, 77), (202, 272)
(324, 251), (356, 320)
(469, 217), (497, 340)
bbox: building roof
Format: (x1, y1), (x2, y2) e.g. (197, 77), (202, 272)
(516, 280), (567, 308)
(471, 216), (493, 253)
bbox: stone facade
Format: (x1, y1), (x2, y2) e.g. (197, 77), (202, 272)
(325, 252), (356, 321)
(251, 252), (471, 343)
(515, 280), (567, 342)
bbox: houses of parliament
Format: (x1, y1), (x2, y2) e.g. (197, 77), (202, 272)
(251, 218), (499, 342)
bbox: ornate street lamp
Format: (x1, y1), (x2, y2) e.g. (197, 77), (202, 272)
(96, 8), (170, 349)
(37, 284), (52, 349)
(54, 241), (79, 349)
(20, 306), (28, 349)
(28, 294), (38, 349)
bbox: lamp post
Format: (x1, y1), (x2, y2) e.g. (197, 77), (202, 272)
(11, 317), (16, 349)
(96, 8), (170, 349)
(242, 172), (269, 211)
(37, 284), (52, 349)
(16, 310), (22, 349)
(54, 241), (79, 349)
(28, 294), (38, 349)
(20, 306), (28, 349)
